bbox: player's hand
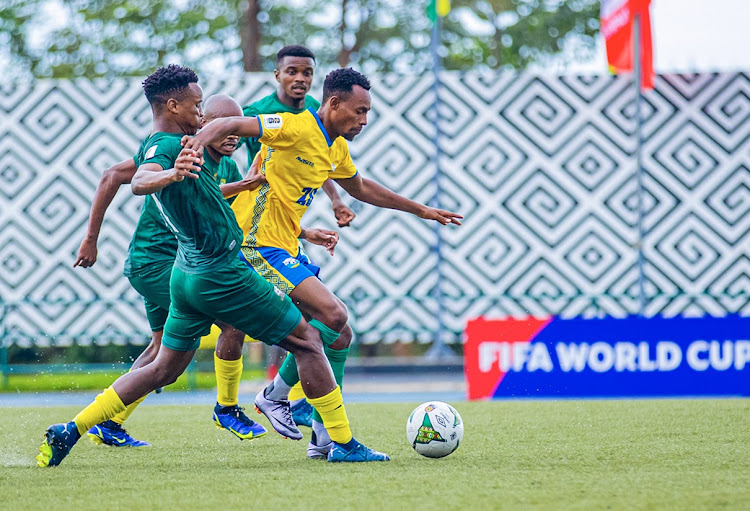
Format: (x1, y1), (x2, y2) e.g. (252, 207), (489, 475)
(302, 228), (339, 256)
(181, 135), (205, 158)
(419, 207), (463, 226)
(73, 237), (97, 268)
(240, 154), (267, 192)
(331, 199), (356, 227)
(172, 148), (202, 182)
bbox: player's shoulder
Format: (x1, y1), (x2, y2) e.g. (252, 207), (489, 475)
(258, 110), (311, 134)
(329, 136), (353, 163)
(243, 92), (278, 116)
(141, 132), (183, 161)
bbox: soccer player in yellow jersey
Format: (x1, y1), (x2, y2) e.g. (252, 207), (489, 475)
(186, 67), (462, 457)
(240, 45), (357, 426)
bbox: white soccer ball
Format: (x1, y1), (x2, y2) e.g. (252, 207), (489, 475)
(406, 401), (464, 458)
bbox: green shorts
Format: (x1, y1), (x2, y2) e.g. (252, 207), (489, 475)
(162, 257), (302, 352)
(127, 262), (172, 331)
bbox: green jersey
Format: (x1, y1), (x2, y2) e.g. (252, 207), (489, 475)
(134, 132), (243, 274)
(123, 138), (178, 277)
(240, 92), (320, 164)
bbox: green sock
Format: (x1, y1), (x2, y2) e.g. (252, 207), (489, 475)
(277, 353), (299, 387)
(308, 319), (340, 347)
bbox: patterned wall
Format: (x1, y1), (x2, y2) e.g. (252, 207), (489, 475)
(2, 72), (750, 346)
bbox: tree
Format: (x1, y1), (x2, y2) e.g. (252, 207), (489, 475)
(1, 0), (601, 79)
(0, 0), (44, 78)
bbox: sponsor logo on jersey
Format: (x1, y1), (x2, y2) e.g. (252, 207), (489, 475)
(263, 114), (283, 129)
(144, 145), (158, 160)
(296, 156), (314, 167)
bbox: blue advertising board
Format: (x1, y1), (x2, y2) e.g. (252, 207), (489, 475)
(464, 316), (750, 399)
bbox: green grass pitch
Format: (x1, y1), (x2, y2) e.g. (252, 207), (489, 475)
(1, 399), (748, 510)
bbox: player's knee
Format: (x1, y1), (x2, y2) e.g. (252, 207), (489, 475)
(336, 324), (353, 349)
(216, 324), (245, 348)
(286, 322), (324, 358)
(149, 364), (182, 387)
(320, 302), (348, 332)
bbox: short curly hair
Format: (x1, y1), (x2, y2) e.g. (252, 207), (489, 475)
(322, 68), (371, 103)
(142, 64), (199, 107)
(276, 45), (316, 65)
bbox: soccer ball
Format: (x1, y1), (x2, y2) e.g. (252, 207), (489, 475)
(406, 401), (463, 458)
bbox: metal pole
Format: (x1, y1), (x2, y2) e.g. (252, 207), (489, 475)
(634, 14), (647, 316)
(425, 15), (452, 360)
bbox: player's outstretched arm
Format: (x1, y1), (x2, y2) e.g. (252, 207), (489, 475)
(300, 227), (339, 256)
(74, 158), (137, 268)
(184, 117), (262, 154)
(131, 148), (202, 196)
(335, 174), (463, 226)
(321, 179), (356, 227)
(220, 153), (266, 199)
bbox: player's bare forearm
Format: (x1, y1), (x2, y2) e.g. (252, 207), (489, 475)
(322, 179), (342, 203)
(86, 159), (137, 241)
(220, 154), (266, 198)
(219, 176), (265, 198)
(131, 168), (176, 195)
(188, 117), (261, 151)
(336, 175), (463, 226)
(75, 159), (137, 268)
(322, 179), (355, 227)
(337, 176), (424, 215)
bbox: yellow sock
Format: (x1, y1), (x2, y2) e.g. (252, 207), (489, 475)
(73, 386), (126, 436)
(307, 386), (351, 444)
(215, 352), (242, 407)
(288, 382), (306, 401)
(110, 394), (147, 425)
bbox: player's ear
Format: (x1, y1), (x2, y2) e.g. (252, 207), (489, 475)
(274, 68), (281, 83)
(166, 97), (180, 114)
(329, 96), (340, 110)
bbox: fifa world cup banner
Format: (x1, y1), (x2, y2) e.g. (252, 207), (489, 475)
(464, 317), (750, 399)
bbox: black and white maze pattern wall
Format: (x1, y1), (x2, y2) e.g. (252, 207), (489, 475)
(2, 72), (749, 346)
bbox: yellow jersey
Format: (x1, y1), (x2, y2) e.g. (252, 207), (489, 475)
(231, 109), (358, 254)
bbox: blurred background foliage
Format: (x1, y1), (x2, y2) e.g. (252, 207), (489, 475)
(1, 0), (600, 79)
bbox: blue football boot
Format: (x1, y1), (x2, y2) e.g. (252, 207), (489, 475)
(87, 420), (151, 447)
(291, 398), (313, 428)
(327, 439), (390, 463)
(37, 421), (81, 467)
(213, 403), (267, 440)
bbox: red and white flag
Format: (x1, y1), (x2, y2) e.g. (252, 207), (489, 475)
(601, 0), (655, 89)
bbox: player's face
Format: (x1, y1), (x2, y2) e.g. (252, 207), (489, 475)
(202, 101), (242, 156)
(275, 57), (315, 100)
(174, 83), (204, 135)
(332, 85), (371, 141)
(212, 134), (239, 156)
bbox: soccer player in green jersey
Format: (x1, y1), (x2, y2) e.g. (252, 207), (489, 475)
(37, 64), (388, 467)
(70, 87), (266, 447)
(240, 44), (356, 425)
(188, 67), (462, 458)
